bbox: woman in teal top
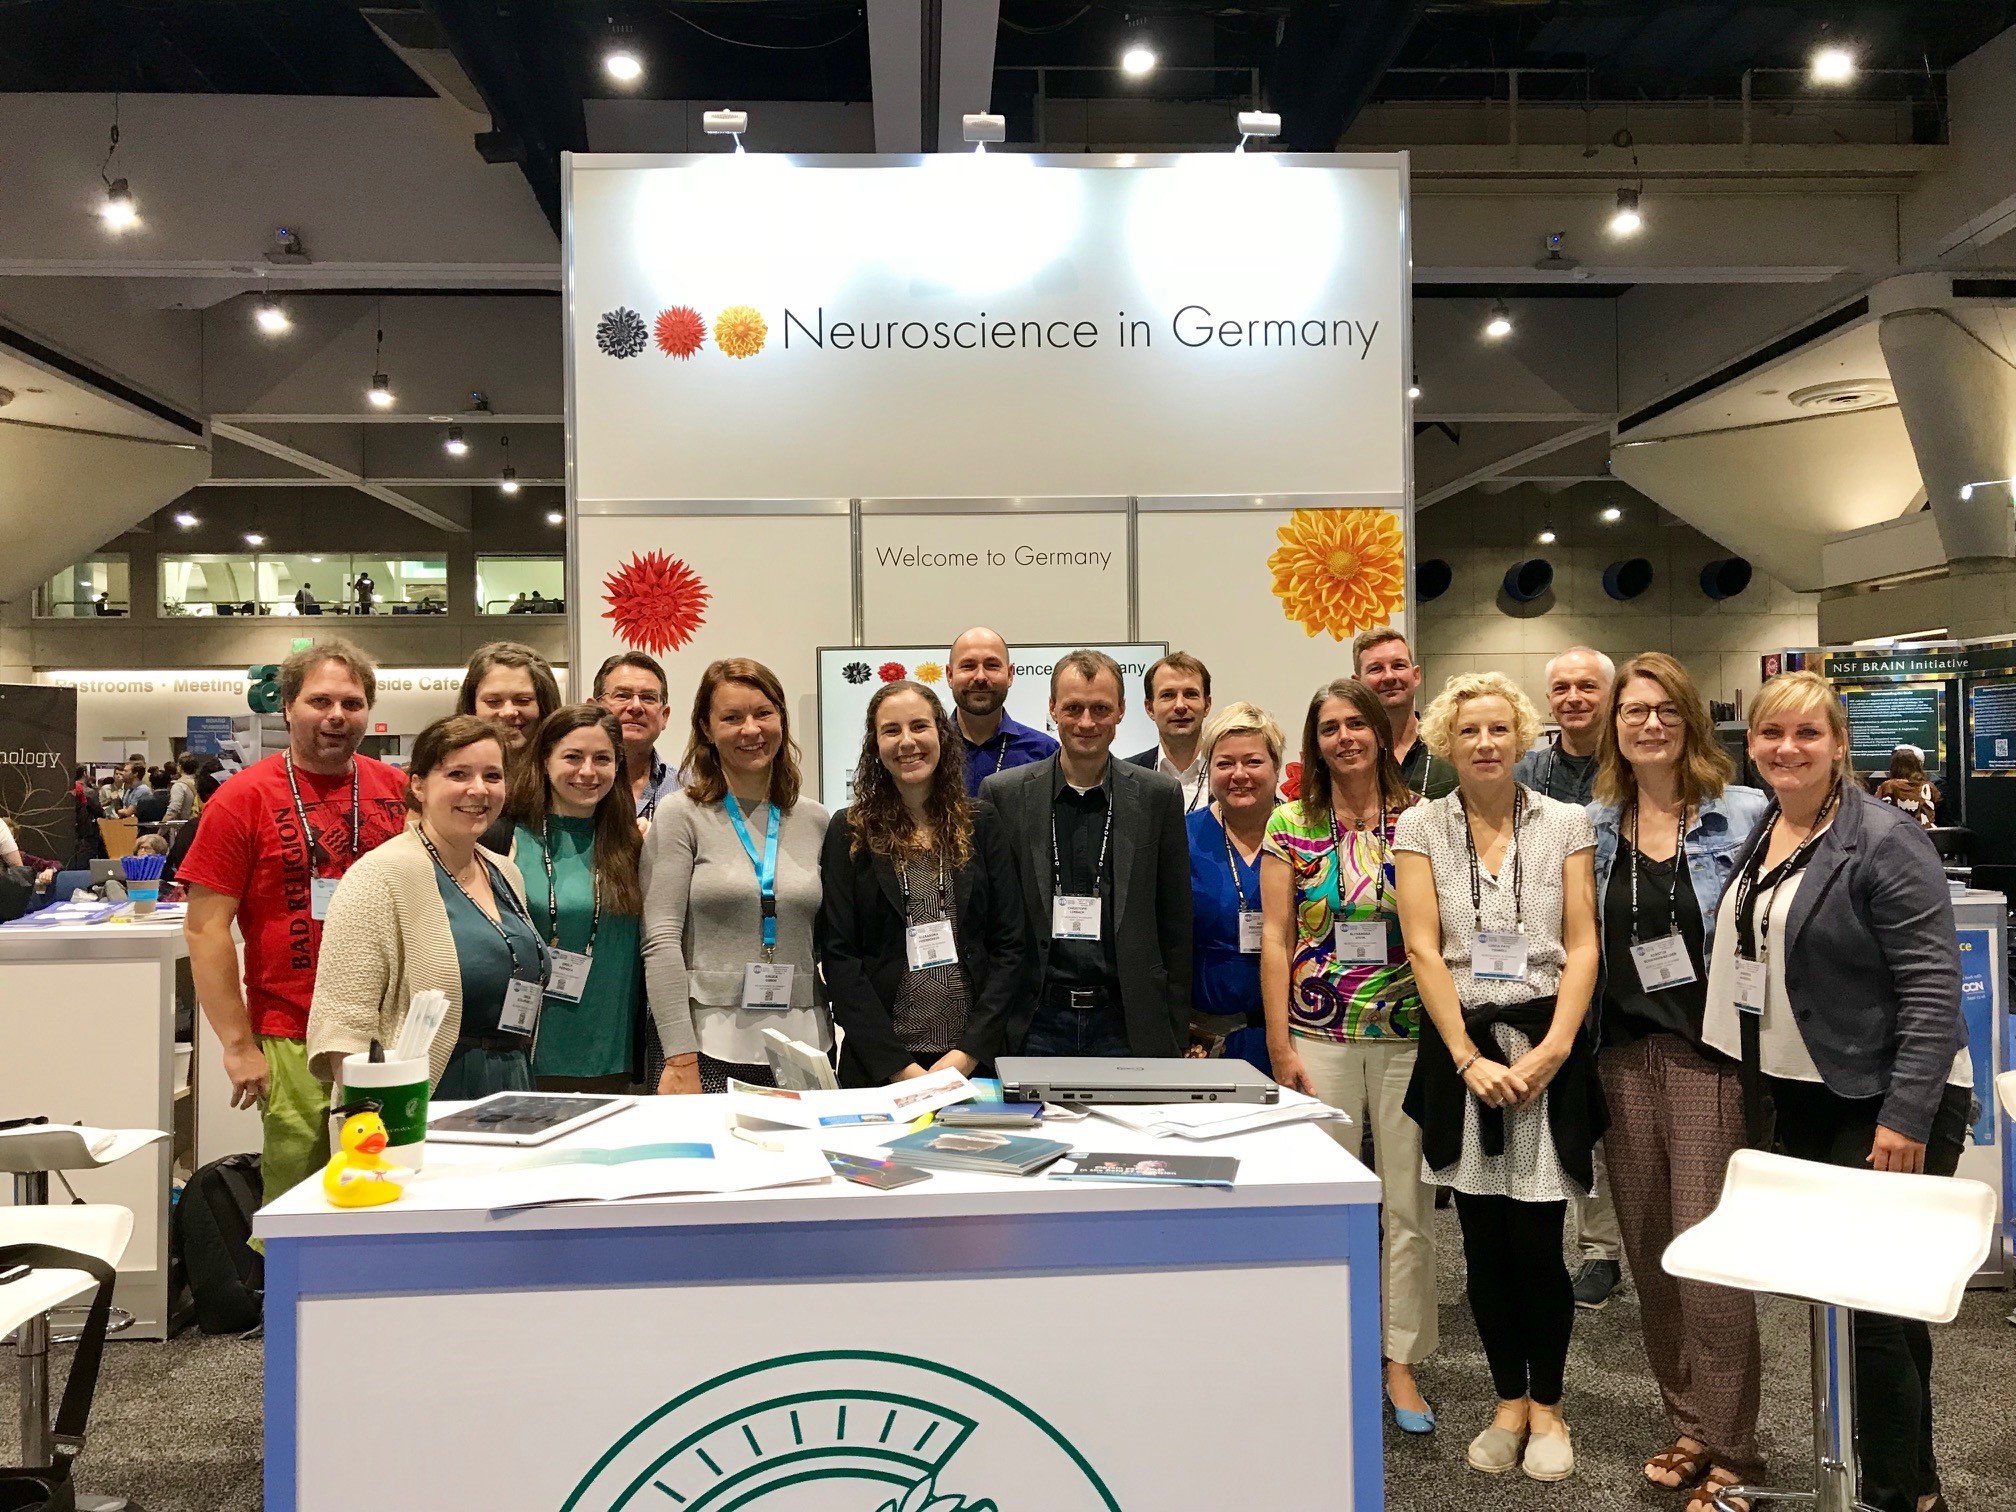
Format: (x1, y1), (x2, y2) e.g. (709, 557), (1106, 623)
(510, 705), (646, 1091)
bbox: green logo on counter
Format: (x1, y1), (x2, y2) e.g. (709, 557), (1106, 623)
(562, 1350), (1120, 1512)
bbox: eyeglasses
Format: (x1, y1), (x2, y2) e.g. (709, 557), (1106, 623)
(1618, 703), (1684, 728)
(602, 686), (665, 708)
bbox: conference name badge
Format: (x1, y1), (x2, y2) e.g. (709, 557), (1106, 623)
(499, 978), (543, 1036)
(1733, 957), (1767, 1015)
(546, 949), (592, 1001)
(1630, 934), (1697, 991)
(1237, 911), (1264, 954)
(310, 876), (339, 921)
(743, 961), (796, 1010)
(905, 919), (959, 972)
(1333, 920), (1386, 964)
(1052, 894), (1101, 941)
(1472, 930), (1529, 982)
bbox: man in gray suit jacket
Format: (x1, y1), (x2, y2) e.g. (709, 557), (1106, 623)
(981, 648), (1192, 1057)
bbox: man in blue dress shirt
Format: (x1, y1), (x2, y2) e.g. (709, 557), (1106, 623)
(948, 626), (1058, 796)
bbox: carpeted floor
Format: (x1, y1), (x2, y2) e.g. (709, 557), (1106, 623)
(4, 1208), (2012, 1511)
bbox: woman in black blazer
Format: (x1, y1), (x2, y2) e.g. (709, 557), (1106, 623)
(820, 680), (1029, 1087)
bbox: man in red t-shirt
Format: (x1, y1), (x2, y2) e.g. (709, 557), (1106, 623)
(180, 640), (409, 1208)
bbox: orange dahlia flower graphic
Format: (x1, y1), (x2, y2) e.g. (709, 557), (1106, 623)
(914, 661), (943, 685)
(1267, 508), (1407, 641)
(654, 306), (706, 359)
(601, 550), (710, 656)
(713, 305), (767, 359)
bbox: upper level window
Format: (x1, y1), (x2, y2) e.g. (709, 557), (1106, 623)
(161, 553), (449, 616)
(35, 555), (130, 617)
(476, 556), (566, 615)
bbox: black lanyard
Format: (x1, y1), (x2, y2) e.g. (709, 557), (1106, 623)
(1733, 783), (1839, 963)
(1328, 796), (1389, 910)
(1051, 783), (1115, 896)
(990, 734), (1010, 777)
(420, 828), (549, 983)
(540, 819), (601, 955)
(1626, 801), (1689, 945)
(1220, 809), (1260, 913)
(897, 844), (950, 923)
(284, 751), (359, 874)
(1460, 787), (1524, 933)
(637, 755), (668, 824)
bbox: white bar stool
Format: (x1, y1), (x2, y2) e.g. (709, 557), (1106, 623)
(1997, 1069), (2016, 1118)
(1663, 1147), (1995, 1512)
(0, 1126), (165, 1512)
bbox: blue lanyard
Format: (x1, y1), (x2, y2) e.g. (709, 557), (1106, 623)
(722, 792), (782, 958)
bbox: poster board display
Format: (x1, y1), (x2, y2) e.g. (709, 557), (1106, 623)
(1968, 676), (2016, 776)
(0, 682), (77, 863)
(1838, 682), (1946, 777)
(816, 644), (1165, 810)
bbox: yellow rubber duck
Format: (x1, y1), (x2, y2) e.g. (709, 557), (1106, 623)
(322, 1102), (412, 1209)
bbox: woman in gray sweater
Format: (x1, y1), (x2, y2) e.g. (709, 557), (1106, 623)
(640, 657), (829, 1094)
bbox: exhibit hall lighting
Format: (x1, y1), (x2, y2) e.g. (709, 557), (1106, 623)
(546, 510), (565, 526)
(703, 109), (748, 153)
(1234, 111), (1281, 153)
(1538, 528), (1557, 545)
(1484, 302), (1513, 339)
(97, 100), (137, 231)
(444, 425), (468, 457)
(962, 114), (1005, 153)
(1407, 376), (1421, 401)
(1119, 17), (1157, 76)
(498, 432), (519, 494)
(1959, 478), (2014, 501)
(173, 512), (199, 529)
(1811, 45), (1856, 84)
(1600, 505), (1623, 523)
(244, 532), (266, 548)
(367, 304), (394, 408)
(604, 48), (642, 84)
(254, 295), (290, 334)
(1609, 187), (1643, 237)
(368, 372), (394, 408)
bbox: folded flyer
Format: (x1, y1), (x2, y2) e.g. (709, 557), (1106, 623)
(409, 1140), (833, 1212)
(727, 1067), (977, 1131)
(1051, 1152), (1240, 1188)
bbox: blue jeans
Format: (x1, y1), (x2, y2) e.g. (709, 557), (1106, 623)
(1021, 991), (1131, 1057)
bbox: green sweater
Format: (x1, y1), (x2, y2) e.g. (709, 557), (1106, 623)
(513, 818), (642, 1079)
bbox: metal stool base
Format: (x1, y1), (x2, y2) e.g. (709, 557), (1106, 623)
(1713, 1488), (1879, 1512)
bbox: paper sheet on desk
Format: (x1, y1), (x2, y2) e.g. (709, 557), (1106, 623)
(1086, 1088), (1347, 1141)
(725, 1067), (978, 1131)
(397, 1140), (834, 1212)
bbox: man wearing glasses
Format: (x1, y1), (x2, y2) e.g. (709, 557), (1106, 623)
(594, 652), (679, 826)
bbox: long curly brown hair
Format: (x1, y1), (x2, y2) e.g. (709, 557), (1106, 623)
(847, 681), (973, 869)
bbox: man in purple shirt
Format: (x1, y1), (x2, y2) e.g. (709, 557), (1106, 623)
(948, 626), (1059, 796)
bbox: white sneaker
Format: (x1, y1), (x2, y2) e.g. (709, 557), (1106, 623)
(1467, 1425), (1526, 1474)
(1523, 1427), (1575, 1482)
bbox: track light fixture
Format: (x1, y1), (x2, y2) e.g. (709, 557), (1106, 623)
(1119, 17), (1157, 76)
(963, 114), (1005, 152)
(1537, 528), (1557, 545)
(1407, 376), (1421, 401)
(703, 110), (749, 153)
(1234, 111), (1281, 153)
(1484, 302), (1513, 339)
(367, 304), (394, 408)
(244, 532), (266, 548)
(254, 294), (290, 335)
(444, 425), (468, 457)
(499, 433), (519, 494)
(98, 100), (137, 231)
(1609, 186), (1642, 237)
(173, 511), (199, 529)
(1600, 506), (1623, 523)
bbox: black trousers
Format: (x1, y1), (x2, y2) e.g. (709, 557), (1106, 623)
(1452, 1192), (1574, 1405)
(1767, 1078), (1973, 1512)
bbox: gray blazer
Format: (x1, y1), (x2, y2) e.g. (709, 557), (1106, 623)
(979, 754), (1192, 1055)
(1732, 784), (1965, 1142)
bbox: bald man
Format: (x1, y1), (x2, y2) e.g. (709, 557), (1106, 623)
(947, 627), (1058, 796)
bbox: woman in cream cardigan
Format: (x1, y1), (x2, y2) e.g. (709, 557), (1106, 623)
(309, 714), (550, 1096)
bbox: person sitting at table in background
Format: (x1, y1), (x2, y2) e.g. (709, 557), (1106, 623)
(310, 715), (549, 1098)
(457, 640), (563, 850)
(180, 640), (408, 1211)
(1126, 652), (1214, 813)
(1872, 743), (1940, 830)
(1262, 677), (1437, 1433)
(509, 706), (645, 1093)
(642, 658), (829, 1094)
(1184, 701), (1283, 1071)
(1396, 671), (1604, 1483)
(1588, 653), (1769, 1512)
(820, 680), (1027, 1087)
(947, 626), (1058, 796)
(1701, 671), (1970, 1512)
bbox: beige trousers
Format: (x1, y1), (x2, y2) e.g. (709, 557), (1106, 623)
(1298, 1034), (1438, 1365)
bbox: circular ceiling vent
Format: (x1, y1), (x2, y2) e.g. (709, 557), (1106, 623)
(0, 386), (14, 409)
(1788, 378), (1894, 412)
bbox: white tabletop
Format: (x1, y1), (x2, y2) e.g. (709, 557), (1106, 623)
(0, 914), (187, 962)
(256, 1095), (1381, 1241)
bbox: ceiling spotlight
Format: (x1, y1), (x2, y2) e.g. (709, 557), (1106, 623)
(254, 295), (290, 334)
(604, 48), (642, 84)
(1609, 186), (1642, 237)
(100, 177), (137, 231)
(244, 532), (266, 548)
(1537, 528), (1557, 545)
(309, 556), (323, 563)
(546, 510), (565, 526)
(1600, 506), (1623, 523)
(499, 466), (520, 495)
(444, 425), (468, 457)
(1811, 45), (1856, 84)
(173, 511), (199, 529)
(1119, 18), (1157, 76)
(703, 110), (749, 153)
(1407, 378), (1422, 401)
(1484, 302), (1513, 339)
(368, 372), (394, 408)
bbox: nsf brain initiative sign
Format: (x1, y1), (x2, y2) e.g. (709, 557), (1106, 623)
(566, 154), (1408, 501)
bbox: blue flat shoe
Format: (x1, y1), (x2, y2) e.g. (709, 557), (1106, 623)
(1390, 1399), (1436, 1435)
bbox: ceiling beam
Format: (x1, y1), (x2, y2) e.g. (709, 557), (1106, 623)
(1416, 419), (1615, 508)
(211, 420), (470, 531)
(1274, 0), (1429, 153)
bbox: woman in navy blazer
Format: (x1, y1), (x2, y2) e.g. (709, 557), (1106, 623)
(819, 680), (1029, 1087)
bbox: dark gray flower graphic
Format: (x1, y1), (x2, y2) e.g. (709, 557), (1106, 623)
(842, 661), (872, 685)
(596, 307), (648, 359)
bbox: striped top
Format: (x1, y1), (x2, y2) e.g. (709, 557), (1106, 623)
(1262, 796), (1422, 1041)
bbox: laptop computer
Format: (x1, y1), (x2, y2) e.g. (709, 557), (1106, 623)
(996, 1056), (1279, 1106)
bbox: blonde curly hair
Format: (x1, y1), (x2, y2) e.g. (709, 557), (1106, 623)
(1419, 671), (1543, 760)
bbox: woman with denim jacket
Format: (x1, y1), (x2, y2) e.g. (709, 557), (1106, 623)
(1587, 653), (1769, 1512)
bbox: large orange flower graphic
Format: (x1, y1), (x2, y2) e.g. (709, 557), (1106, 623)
(713, 305), (767, 359)
(1267, 507), (1407, 641)
(601, 549), (710, 656)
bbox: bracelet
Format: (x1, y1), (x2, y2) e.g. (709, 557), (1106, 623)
(1454, 1050), (1482, 1077)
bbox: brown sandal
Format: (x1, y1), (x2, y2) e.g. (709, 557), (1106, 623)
(1644, 1440), (1710, 1489)
(1687, 1466), (1751, 1512)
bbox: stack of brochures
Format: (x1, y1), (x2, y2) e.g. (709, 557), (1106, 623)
(1051, 1152), (1241, 1188)
(882, 1125), (1072, 1177)
(727, 1068), (977, 1133)
(1086, 1087), (1346, 1141)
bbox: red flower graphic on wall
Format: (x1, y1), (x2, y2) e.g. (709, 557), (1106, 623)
(654, 306), (707, 359)
(601, 550), (710, 656)
(877, 661), (907, 683)
(1281, 761), (1303, 801)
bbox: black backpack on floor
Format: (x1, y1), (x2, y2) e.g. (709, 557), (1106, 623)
(0, 1241), (118, 1512)
(174, 1153), (264, 1334)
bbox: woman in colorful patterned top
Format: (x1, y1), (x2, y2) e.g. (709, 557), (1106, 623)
(1260, 676), (1436, 1434)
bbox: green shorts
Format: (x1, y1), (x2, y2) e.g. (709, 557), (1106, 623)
(259, 1034), (331, 1207)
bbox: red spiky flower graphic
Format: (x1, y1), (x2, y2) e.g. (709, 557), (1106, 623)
(877, 661), (907, 682)
(654, 306), (706, 359)
(601, 550), (710, 656)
